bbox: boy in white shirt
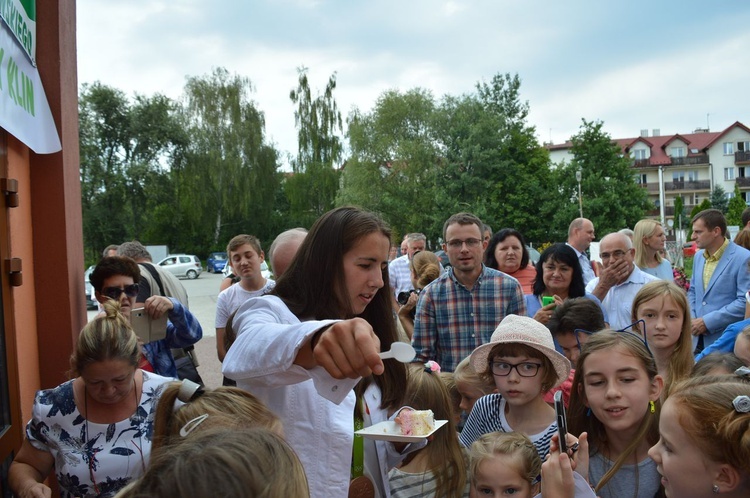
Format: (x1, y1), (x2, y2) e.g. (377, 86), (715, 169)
(215, 234), (275, 363)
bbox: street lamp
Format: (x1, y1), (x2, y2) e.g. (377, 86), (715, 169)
(575, 168), (583, 218)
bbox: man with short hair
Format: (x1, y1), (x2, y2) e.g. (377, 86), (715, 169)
(268, 228), (307, 279)
(102, 244), (119, 258)
(482, 223), (493, 244)
(585, 232), (658, 330)
(566, 218), (596, 285)
(388, 233), (428, 300)
(688, 209), (750, 352)
(412, 213), (526, 372)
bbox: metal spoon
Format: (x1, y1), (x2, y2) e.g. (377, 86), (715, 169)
(379, 342), (416, 362)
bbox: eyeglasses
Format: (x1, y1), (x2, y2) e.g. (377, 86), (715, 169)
(101, 284), (139, 300)
(491, 361), (543, 377)
(446, 238), (481, 249)
(574, 320), (651, 354)
(600, 250), (627, 260)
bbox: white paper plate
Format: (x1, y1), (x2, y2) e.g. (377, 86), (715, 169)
(355, 419), (448, 442)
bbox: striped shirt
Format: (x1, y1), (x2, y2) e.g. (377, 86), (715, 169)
(412, 265), (526, 372)
(388, 467), (470, 498)
(459, 394), (556, 460)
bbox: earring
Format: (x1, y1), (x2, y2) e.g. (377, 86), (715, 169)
(586, 407), (591, 417)
(649, 401), (655, 414)
(712, 484), (720, 493)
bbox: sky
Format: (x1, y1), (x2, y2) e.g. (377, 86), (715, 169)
(76, 1), (750, 167)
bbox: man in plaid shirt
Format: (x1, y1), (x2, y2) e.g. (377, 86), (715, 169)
(412, 213), (526, 372)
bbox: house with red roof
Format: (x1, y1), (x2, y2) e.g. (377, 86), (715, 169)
(547, 122), (750, 224)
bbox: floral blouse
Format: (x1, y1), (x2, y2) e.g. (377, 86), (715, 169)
(26, 371), (172, 497)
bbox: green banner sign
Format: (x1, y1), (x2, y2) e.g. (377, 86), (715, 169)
(0, 0), (35, 66)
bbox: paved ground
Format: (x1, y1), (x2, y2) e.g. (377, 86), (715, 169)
(88, 271), (226, 388)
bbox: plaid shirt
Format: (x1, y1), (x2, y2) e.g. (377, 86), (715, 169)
(412, 265), (526, 372)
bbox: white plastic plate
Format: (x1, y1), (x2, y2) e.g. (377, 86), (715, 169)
(355, 419), (448, 442)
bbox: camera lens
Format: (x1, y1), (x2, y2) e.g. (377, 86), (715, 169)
(397, 291), (411, 305)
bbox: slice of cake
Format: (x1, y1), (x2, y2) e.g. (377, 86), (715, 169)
(397, 409), (435, 436)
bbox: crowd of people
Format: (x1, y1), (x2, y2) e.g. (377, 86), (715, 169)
(8, 205), (750, 498)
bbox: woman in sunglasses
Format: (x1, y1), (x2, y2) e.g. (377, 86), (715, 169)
(89, 256), (202, 379)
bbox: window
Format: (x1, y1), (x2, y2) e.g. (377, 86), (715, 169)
(672, 171), (685, 182)
(687, 170), (698, 182)
(633, 149), (647, 160)
(738, 141), (750, 152)
(727, 191), (736, 200)
(634, 174), (647, 184)
(725, 167), (736, 181)
(724, 142), (734, 155)
(670, 147), (685, 157)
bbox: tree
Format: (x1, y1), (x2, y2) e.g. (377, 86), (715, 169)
(339, 88), (442, 240)
(727, 183), (747, 227)
(551, 119), (649, 238)
(286, 68), (343, 227)
(710, 185), (729, 213)
(687, 198), (712, 239)
(178, 67), (281, 247)
(79, 82), (185, 261)
(673, 195), (686, 229)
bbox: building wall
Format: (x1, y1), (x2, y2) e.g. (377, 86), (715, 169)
(7, 0), (83, 426)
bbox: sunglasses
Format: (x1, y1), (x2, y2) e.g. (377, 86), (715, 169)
(101, 284), (139, 301)
(573, 319), (651, 355)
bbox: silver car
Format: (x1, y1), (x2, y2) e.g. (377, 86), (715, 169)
(157, 254), (202, 279)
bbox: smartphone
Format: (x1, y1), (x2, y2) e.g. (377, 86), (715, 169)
(130, 308), (168, 343)
(554, 390), (568, 453)
(542, 296), (555, 307)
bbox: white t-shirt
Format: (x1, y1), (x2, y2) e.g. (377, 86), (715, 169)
(214, 278), (275, 328)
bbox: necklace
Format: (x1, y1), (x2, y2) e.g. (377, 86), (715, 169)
(84, 376), (145, 495)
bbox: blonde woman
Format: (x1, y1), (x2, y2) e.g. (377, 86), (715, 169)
(633, 219), (673, 281)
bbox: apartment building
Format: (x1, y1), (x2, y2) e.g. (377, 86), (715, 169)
(547, 121), (750, 223)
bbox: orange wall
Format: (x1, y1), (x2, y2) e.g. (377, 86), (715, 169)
(7, 136), (40, 423)
(7, 0), (83, 424)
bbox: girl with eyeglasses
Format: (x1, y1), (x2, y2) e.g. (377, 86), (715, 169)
(568, 331), (664, 498)
(459, 314), (571, 461)
(631, 281), (694, 400)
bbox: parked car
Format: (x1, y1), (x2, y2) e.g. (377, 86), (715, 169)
(157, 254), (202, 279)
(683, 241), (698, 257)
(84, 265), (97, 309)
(222, 260), (273, 280)
(206, 252), (228, 273)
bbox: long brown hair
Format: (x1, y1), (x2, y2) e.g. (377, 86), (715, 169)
(401, 364), (467, 498)
(568, 331), (661, 494)
(272, 206), (406, 411)
(631, 280), (693, 398)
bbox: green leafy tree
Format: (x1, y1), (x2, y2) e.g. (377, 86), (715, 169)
(178, 67), (281, 247)
(432, 74), (554, 242)
(710, 185), (729, 213)
(727, 183), (747, 227)
(79, 83), (185, 261)
(673, 196), (686, 229)
(551, 119), (649, 238)
(286, 68), (343, 227)
(339, 88), (442, 240)
(687, 198), (712, 239)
